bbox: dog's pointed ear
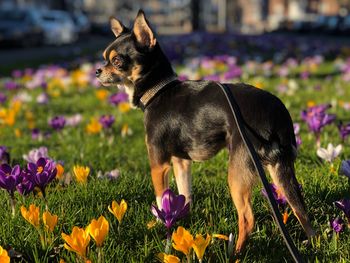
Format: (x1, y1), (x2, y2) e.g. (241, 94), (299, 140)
(133, 10), (156, 49)
(110, 17), (126, 38)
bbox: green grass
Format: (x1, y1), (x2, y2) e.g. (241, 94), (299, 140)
(0, 63), (350, 263)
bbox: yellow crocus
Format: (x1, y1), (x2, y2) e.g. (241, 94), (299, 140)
(172, 226), (193, 255)
(0, 246), (10, 263)
(21, 204), (40, 228)
(192, 234), (211, 261)
(86, 118), (102, 134)
(157, 253), (180, 263)
(212, 234), (229, 240)
(118, 102), (131, 113)
(108, 200), (127, 224)
(43, 211), (58, 232)
(56, 163), (65, 180)
(73, 165), (90, 184)
(95, 89), (109, 101)
(62, 226), (90, 258)
(86, 215), (109, 247)
(283, 211), (289, 225)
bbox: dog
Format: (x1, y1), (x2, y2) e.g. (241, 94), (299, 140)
(96, 10), (315, 254)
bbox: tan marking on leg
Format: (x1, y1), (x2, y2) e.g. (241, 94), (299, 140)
(151, 163), (171, 209)
(172, 157), (192, 204)
(146, 135), (171, 209)
(228, 156), (255, 254)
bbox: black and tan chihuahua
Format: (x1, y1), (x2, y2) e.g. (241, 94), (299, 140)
(96, 10), (315, 254)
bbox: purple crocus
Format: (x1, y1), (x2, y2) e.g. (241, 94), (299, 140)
(99, 115), (115, 129)
(4, 81), (18, 90)
(0, 146), (10, 164)
(301, 104), (336, 145)
(26, 157), (57, 197)
(49, 116), (66, 131)
(338, 122), (350, 141)
(0, 164), (22, 195)
(334, 199), (350, 223)
(261, 183), (287, 206)
(330, 217), (344, 233)
(151, 189), (190, 230)
(23, 146), (49, 163)
(339, 160), (350, 179)
(16, 171), (35, 196)
(293, 123), (302, 148)
(0, 92), (6, 104)
(109, 92), (128, 105)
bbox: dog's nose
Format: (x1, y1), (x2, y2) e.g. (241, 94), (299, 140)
(95, 68), (102, 77)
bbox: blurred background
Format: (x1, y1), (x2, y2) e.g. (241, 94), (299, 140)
(1, 0), (350, 75)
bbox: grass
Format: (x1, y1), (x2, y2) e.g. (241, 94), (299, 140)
(0, 57), (350, 263)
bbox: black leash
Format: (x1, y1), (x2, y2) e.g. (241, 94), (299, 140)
(217, 83), (304, 263)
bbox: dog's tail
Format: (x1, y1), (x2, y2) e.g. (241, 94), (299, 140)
(267, 160), (315, 238)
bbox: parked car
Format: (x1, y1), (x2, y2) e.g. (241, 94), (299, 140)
(0, 8), (44, 47)
(36, 10), (77, 45)
(71, 11), (91, 35)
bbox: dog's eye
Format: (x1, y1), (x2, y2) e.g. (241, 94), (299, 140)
(111, 56), (123, 68)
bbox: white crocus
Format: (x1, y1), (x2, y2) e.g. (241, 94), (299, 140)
(316, 143), (342, 163)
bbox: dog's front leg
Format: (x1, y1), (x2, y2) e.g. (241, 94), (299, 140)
(172, 157), (192, 204)
(146, 137), (171, 209)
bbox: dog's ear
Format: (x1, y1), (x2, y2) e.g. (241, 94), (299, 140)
(110, 17), (126, 38)
(133, 10), (156, 49)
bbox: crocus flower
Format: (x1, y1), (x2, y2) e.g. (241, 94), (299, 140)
(293, 123), (301, 147)
(338, 122), (350, 141)
(97, 168), (120, 181)
(316, 143), (342, 163)
(283, 211), (289, 224)
(16, 172), (35, 196)
(157, 253), (180, 263)
(212, 234), (229, 240)
(43, 211), (58, 232)
(0, 146), (10, 164)
(0, 164), (22, 195)
(0, 92), (6, 104)
(86, 215), (109, 247)
(62, 226), (90, 258)
(192, 234), (211, 262)
(27, 157), (57, 197)
(334, 199), (350, 222)
(23, 146), (49, 163)
(151, 189), (190, 230)
(172, 226), (194, 256)
(109, 92), (128, 105)
(65, 114), (82, 127)
(118, 102), (131, 113)
(73, 165), (90, 184)
(56, 163), (65, 180)
(0, 246), (10, 263)
(108, 199), (127, 224)
(36, 93), (49, 104)
(86, 118), (102, 134)
(21, 204), (40, 228)
(339, 160), (350, 179)
(99, 115), (115, 129)
(49, 116), (66, 131)
(330, 217), (344, 233)
(261, 183), (287, 205)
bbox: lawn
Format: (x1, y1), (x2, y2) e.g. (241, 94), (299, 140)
(0, 34), (350, 262)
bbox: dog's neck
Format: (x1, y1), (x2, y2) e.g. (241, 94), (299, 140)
(131, 46), (176, 108)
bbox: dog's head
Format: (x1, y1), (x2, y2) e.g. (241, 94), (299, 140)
(96, 10), (173, 106)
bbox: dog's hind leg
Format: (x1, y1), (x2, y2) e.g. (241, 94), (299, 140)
(228, 149), (256, 253)
(146, 137), (171, 209)
(172, 157), (192, 204)
(267, 162), (315, 237)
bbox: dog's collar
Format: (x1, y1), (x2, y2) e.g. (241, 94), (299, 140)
(139, 75), (179, 110)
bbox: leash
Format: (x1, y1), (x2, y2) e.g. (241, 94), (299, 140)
(217, 83), (304, 263)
